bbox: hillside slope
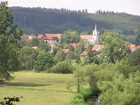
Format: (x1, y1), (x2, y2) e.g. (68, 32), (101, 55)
(11, 7), (140, 36)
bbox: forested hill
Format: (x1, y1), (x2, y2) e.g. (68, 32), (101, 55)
(10, 7), (140, 35)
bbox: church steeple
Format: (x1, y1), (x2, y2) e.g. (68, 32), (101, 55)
(92, 24), (99, 44)
(92, 24), (98, 37)
(94, 24), (97, 31)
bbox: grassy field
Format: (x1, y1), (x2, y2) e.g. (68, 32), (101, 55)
(0, 72), (76, 105)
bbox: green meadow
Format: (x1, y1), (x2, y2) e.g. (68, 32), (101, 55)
(0, 72), (76, 105)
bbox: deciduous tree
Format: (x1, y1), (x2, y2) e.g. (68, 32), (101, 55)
(101, 32), (130, 63)
(0, 2), (22, 82)
(35, 51), (53, 72)
(61, 30), (80, 43)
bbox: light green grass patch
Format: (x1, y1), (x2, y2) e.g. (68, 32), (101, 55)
(0, 72), (76, 105)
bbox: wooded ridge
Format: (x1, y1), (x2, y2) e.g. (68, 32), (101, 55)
(11, 7), (140, 36)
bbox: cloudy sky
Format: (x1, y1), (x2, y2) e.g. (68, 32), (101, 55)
(1, 0), (140, 16)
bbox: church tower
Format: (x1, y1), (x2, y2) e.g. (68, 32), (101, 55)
(92, 24), (99, 44)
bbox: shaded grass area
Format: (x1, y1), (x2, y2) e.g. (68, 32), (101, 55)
(0, 72), (76, 105)
(6, 82), (51, 87)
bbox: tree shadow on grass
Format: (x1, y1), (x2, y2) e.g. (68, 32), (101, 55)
(5, 82), (52, 87)
(54, 89), (77, 93)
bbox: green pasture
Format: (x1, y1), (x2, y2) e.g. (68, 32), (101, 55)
(0, 72), (76, 105)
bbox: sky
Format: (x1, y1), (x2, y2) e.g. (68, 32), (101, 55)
(1, 0), (140, 16)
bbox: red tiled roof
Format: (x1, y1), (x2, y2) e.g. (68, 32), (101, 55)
(80, 44), (104, 56)
(45, 33), (61, 40)
(92, 44), (104, 53)
(129, 44), (137, 52)
(129, 44), (140, 52)
(80, 35), (93, 40)
(28, 35), (36, 40)
(80, 50), (88, 56)
(37, 34), (44, 39)
(63, 49), (70, 54)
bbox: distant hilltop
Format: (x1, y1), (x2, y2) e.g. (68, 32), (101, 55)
(11, 7), (140, 36)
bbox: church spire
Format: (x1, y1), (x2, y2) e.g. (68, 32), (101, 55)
(94, 24), (97, 31)
(92, 23), (99, 44)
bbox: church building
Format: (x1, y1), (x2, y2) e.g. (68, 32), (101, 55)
(80, 24), (100, 44)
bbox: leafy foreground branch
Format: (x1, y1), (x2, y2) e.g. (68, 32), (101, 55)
(0, 97), (22, 105)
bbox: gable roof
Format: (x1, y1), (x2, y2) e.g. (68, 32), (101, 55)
(80, 35), (93, 40)
(92, 44), (104, 52)
(80, 44), (104, 57)
(80, 50), (88, 56)
(45, 33), (61, 40)
(129, 44), (137, 52)
(129, 44), (140, 52)
(27, 35), (36, 40)
(63, 48), (70, 54)
(37, 34), (44, 39)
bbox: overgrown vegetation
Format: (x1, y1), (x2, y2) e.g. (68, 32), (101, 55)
(70, 32), (140, 105)
(71, 62), (140, 105)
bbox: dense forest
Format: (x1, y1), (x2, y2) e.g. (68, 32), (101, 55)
(11, 7), (140, 35)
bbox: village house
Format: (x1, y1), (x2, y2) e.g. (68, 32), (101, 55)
(24, 33), (62, 43)
(23, 24), (140, 56)
(129, 44), (140, 52)
(44, 33), (61, 52)
(44, 33), (61, 44)
(23, 34), (36, 41)
(80, 44), (104, 57)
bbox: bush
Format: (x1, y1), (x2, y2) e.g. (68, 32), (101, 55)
(35, 51), (53, 72)
(70, 94), (87, 105)
(50, 61), (74, 73)
(80, 88), (95, 102)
